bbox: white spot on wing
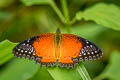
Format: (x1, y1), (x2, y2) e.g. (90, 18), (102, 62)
(83, 53), (86, 55)
(21, 50), (23, 53)
(18, 49), (20, 51)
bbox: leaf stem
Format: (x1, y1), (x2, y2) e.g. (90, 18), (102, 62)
(77, 62), (91, 80)
(50, 1), (65, 23)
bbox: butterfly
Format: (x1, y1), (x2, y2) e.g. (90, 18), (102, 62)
(13, 28), (103, 68)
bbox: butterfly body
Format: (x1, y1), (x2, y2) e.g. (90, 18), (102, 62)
(13, 28), (103, 68)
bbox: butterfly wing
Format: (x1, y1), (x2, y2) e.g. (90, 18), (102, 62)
(58, 34), (82, 67)
(76, 37), (103, 61)
(13, 36), (38, 59)
(58, 34), (103, 68)
(13, 33), (56, 67)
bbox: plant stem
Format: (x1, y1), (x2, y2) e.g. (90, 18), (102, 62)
(50, 1), (65, 23)
(77, 62), (91, 80)
(60, 0), (69, 23)
(60, 0), (71, 33)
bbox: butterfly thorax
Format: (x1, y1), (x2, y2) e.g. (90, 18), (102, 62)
(55, 28), (61, 60)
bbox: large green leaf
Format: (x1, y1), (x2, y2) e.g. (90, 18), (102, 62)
(0, 59), (39, 80)
(48, 66), (83, 80)
(0, 40), (17, 65)
(48, 62), (92, 80)
(96, 51), (120, 80)
(76, 3), (120, 31)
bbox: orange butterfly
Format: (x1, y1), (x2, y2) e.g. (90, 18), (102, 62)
(13, 28), (103, 68)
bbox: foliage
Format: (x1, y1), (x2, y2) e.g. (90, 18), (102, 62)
(0, 40), (16, 65)
(0, 0), (120, 80)
(76, 3), (120, 31)
(96, 51), (120, 80)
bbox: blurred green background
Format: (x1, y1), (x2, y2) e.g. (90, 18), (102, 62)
(0, 0), (120, 80)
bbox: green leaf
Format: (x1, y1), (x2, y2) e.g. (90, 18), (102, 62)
(48, 66), (83, 80)
(48, 62), (91, 80)
(77, 62), (92, 80)
(96, 51), (120, 80)
(84, 61), (104, 79)
(29, 67), (53, 80)
(76, 3), (120, 31)
(0, 59), (39, 80)
(0, 40), (17, 65)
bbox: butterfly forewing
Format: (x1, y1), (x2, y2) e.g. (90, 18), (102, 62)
(76, 37), (103, 61)
(13, 36), (38, 59)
